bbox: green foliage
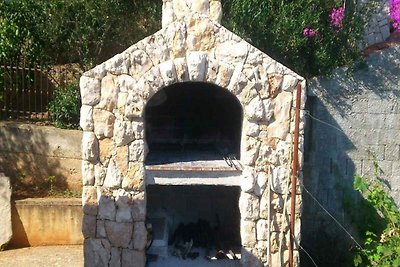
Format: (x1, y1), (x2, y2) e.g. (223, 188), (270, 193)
(44, 175), (57, 193)
(0, 1), (50, 62)
(48, 83), (81, 129)
(352, 174), (400, 267)
(0, 0), (161, 68)
(223, 0), (375, 77)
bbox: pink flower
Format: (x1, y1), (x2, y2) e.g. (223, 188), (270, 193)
(303, 27), (317, 38)
(329, 6), (345, 28)
(390, 0), (400, 31)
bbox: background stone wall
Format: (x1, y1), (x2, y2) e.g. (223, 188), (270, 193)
(0, 122), (82, 192)
(362, 0), (392, 46)
(301, 45), (400, 266)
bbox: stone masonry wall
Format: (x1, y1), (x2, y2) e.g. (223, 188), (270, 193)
(80, 1), (306, 266)
(362, 0), (391, 46)
(302, 45), (400, 266)
(0, 122), (82, 191)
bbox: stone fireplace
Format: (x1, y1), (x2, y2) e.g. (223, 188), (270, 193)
(80, 1), (306, 266)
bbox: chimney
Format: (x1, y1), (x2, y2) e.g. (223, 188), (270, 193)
(162, 0), (222, 28)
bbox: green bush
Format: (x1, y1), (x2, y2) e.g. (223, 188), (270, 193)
(352, 173), (400, 267)
(48, 83), (81, 129)
(0, 0), (161, 68)
(223, 0), (377, 77)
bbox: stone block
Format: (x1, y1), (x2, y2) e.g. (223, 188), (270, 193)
(239, 192), (260, 220)
(187, 52), (208, 81)
(209, 0), (222, 22)
(381, 25), (390, 40)
(174, 57), (189, 82)
(82, 215), (97, 239)
(385, 113), (400, 130)
(131, 192), (146, 222)
(186, 16), (216, 51)
(271, 166), (289, 194)
(96, 220), (107, 239)
(368, 144), (385, 161)
(98, 74), (118, 111)
(215, 40), (249, 65)
(94, 163), (106, 186)
(241, 167), (256, 193)
(104, 52), (130, 75)
(84, 238), (111, 267)
(82, 131), (99, 162)
(98, 188), (116, 220)
(245, 96), (265, 122)
(0, 173), (12, 250)
(82, 160), (95, 186)
(113, 119), (135, 147)
(128, 140), (147, 162)
(385, 144), (400, 161)
(256, 219), (268, 241)
(110, 247), (121, 266)
(122, 249), (145, 267)
(80, 105), (94, 131)
(115, 190), (133, 223)
(159, 60), (177, 86)
(365, 113), (385, 129)
(82, 186), (98, 216)
(93, 109), (116, 139)
(104, 159), (123, 188)
(162, 1), (175, 28)
(133, 222), (147, 251)
(121, 162), (145, 190)
(80, 76), (101, 106)
(105, 221), (133, 248)
(125, 90), (145, 119)
(240, 220), (256, 247)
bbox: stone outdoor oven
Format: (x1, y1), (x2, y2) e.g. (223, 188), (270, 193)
(80, 1), (306, 266)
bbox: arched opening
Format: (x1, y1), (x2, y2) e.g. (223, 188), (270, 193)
(144, 82), (243, 264)
(145, 82), (243, 166)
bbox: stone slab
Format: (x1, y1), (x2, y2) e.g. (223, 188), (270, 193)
(0, 173), (12, 250)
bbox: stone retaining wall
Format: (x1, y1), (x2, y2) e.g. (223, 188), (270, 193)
(302, 45), (400, 266)
(0, 122), (82, 191)
(9, 198), (83, 247)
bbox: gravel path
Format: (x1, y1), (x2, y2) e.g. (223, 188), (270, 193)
(0, 245), (83, 267)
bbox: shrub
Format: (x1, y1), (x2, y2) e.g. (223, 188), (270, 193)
(48, 83), (81, 129)
(353, 173), (400, 267)
(223, 0), (377, 77)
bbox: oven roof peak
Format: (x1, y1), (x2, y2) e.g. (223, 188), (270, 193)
(162, 0), (223, 28)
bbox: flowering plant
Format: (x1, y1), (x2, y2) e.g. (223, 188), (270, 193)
(329, 6), (345, 28)
(225, 0), (370, 77)
(390, 0), (400, 31)
(303, 27), (317, 37)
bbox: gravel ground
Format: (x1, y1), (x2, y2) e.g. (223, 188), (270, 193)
(0, 245), (83, 267)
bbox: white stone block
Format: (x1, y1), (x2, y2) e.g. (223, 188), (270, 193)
(245, 96), (265, 121)
(80, 105), (94, 131)
(104, 159), (123, 188)
(82, 160), (95, 186)
(187, 52), (208, 81)
(113, 119), (135, 147)
(82, 131), (99, 162)
(80, 76), (101, 106)
(159, 60), (177, 85)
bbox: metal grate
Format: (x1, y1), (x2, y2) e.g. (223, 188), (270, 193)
(0, 59), (81, 121)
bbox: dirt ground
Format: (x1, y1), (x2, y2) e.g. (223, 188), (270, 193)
(0, 245), (83, 267)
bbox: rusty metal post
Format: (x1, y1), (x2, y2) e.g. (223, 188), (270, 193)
(289, 82), (302, 267)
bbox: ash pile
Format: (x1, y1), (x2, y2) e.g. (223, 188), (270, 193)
(146, 217), (241, 263)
